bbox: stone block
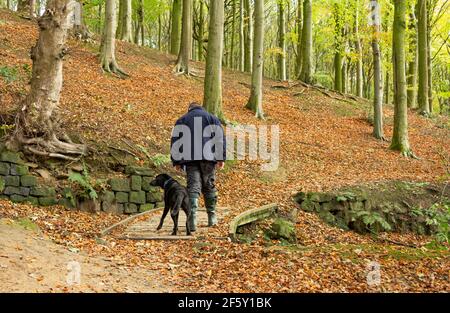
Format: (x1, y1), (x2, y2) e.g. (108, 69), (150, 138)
(30, 186), (56, 197)
(4, 176), (20, 187)
(131, 175), (142, 191)
(4, 186), (30, 196)
(124, 203), (138, 214)
(109, 178), (130, 192)
(39, 197), (58, 206)
(10, 195), (26, 203)
(115, 192), (129, 203)
(130, 191), (146, 204)
(141, 176), (153, 191)
(0, 176), (5, 193)
(0, 151), (23, 164)
(10, 164), (28, 176)
(21, 175), (37, 187)
(0, 162), (10, 175)
(139, 203), (155, 212)
(125, 166), (155, 176)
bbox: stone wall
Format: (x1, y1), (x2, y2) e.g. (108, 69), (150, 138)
(0, 150), (163, 214)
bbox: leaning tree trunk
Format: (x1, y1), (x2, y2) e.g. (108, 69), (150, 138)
(203, 0), (225, 121)
(299, 0), (312, 83)
(246, 0), (264, 119)
(417, 0), (429, 115)
(390, 0), (412, 156)
(7, 0), (87, 160)
(277, 0), (286, 81)
(174, 0), (192, 75)
(371, 0), (384, 140)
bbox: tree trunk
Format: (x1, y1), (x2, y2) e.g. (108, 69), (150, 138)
(407, 5), (418, 108)
(277, 0), (286, 81)
(17, 0), (29, 13)
(120, 0), (132, 42)
(170, 0), (182, 55)
(384, 71), (390, 105)
(73, 1), (90, 40)
(390, 0), (411, 156)
(8, 0), (87, 159)
(296, 0), (303, 77)
(116, 0), (124, 39)
(246, 0), (264, 119)
(174, 0), (192, 74)
(197, 0), (205, 61)
(417, 0), (429, 115)
(355, 0), (363, 97)
(299, 0), (312, 83)
(230, 0), (236, 69)
(29, 0), (36, 17)
(203, 0), (224, 121)
(243, 0), (252, 72)
(239, 0), (245, 71)
(334, 52), (343, 92)
(100, 0), (127, 76)
(426, 7), (432, 113)
(371, 0), (384, 140)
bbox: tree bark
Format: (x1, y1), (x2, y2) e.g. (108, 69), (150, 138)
(246, 0), (264, 119)
(407, 4), (418, 108)
(8, 0), (87, 159)
(170, 0), (182, 54)
(277, 0), (286, 81)
(390, 0), (411, 156)
(371, 0), (384, 140)
(230, 0), (236, 69)
(417, 0), (429, 115)
(174, 0), (192, 75)
(295, 0), (303, 77)
(299, 0), (312, 83)
(120, 0), (132, 42)
(239, 0), (245, 71)
(100, 0), (127, 76)
(243, 0), (252, 72)
(203, 0), (225, 121)
(355, 0), (363, 97)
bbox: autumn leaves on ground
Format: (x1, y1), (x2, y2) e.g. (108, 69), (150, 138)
(0, 10), (449, 292)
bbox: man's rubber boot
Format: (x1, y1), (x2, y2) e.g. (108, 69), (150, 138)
(189, 195), (199, 232)
(204, 193), (218, 227)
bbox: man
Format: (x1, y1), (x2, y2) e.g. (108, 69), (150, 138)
(170, 102), (226, 232)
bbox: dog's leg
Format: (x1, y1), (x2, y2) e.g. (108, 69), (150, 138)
(156, 205), (170, 231)
(184, 208), (191, 236)
(171, 213), (179, 236)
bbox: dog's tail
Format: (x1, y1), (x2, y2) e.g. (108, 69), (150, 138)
(170, 195), (184, 218)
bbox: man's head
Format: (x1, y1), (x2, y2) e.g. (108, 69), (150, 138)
(188, 102), (202, 111)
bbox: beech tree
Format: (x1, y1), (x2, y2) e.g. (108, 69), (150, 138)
(246, 0), (264, 119)
(170, 0), (182, 55)
(417, 0), (429, 115)
(390, 0), (412, 156)
(100, 0), (127, 76)
(7, 0), (87, 159)
(299, 0), (312, 83)
(203, 0), (225, 121)
(277, 0), (287, 81)
(174, 0), (192, 75)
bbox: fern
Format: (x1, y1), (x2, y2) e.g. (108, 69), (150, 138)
(68, 163), (98, 200)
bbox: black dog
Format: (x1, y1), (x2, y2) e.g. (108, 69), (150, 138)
(150, 174), (191, 236)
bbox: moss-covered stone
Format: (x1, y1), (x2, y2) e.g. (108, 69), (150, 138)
(0, 162), (10, 175)
(268, 218), (297, 243)
(125, 166), (155, 176)
(141, 176), (153, 191)
(155, 201), (164, 208)
(24, 196), (39, 206)
(21, 175), (37, 187)
(139, 203), (155, 212)
(115, 192), (129, 203)
(109, 178), (130, 192)
(0, 176), (5, 193)
(146, 190), (163, 203)
(60, 187), (76, 208)
(30, 186), (56, 197)
(124, 203), (138, 213)
(130, 191), (146, 204)
(0, 151), (23, 164)
(10, 194), (26, 203)
(3, 186), (30, 196)
(39, 197), (58, 206)
(131, 175), (142, 191)
(10, 164), (28, 176)
(4, 175), (20, 187)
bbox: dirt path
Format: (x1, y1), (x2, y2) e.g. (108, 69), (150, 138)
(0, 218), (171, 293)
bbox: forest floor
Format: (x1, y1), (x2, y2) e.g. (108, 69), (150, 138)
(0, 10), (449, 292)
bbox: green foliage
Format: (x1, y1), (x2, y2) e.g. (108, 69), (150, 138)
(149, 153), (171, 167)
(0, 65), (18, 83)
(68, 163), (98, 200)
(0, 124), (14, 137)
(313, 72), (333, 89)
(352, 210), (392, 232)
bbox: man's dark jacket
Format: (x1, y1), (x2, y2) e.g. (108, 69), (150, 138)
(170, 106), (226, 166)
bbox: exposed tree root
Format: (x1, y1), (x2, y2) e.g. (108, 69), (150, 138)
(101, 58), (129, 78)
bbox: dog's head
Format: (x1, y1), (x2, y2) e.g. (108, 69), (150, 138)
(150, 174), (173, 189)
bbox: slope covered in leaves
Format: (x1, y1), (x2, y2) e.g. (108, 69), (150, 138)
(0, 10), (449, 292)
